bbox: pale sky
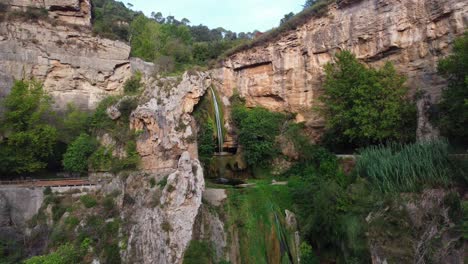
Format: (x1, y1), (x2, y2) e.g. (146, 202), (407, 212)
(125, 0), (305, 33)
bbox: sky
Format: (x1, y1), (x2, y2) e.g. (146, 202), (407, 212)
(125, 0), (306, 33)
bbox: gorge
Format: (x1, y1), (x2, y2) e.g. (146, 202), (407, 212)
(0, 0), (467, 263)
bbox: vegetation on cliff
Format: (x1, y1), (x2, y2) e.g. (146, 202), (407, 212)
(0, 81), (58, 174)
(435, 32), (468, 147)
(23, 190), (124, 264)
(0, 79), (141, 177)
(231, 94), (286, 167)
(320, 51), (417, 150)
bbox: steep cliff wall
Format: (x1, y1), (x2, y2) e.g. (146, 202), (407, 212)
(218, 0), (468, 140)
(0, 0), (132, 110)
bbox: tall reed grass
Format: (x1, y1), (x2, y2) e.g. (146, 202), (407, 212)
(356, 140), (454, 193)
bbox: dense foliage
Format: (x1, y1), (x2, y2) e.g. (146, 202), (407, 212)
(436, 32), (468, 147)
(182, 240), (214, 264)
(0, 80), (140, 177)
(62, 134), (97, 173)
(91, 0), (138, 40)
(320, 51), (416, 149)
(0, 80), (58, 174)
(231, 95), (286, 167)
(91, 0), (253, 73)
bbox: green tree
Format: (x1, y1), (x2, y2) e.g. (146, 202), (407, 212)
(320, 51), (416, 149)
(436, 32), (468, 146)
(62, 134), (97, 173)
(232, 104), (285, 167)
(61, 104), (91, 143)
(0, 80), (58, 174)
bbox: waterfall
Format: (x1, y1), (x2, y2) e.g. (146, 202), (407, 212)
(210, 87), (223, 153)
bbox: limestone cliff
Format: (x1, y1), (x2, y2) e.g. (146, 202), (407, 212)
(218, 0), (468, 140)
(0, 0), (132, 110)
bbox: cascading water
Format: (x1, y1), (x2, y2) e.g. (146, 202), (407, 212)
(210, 87), (223, 153)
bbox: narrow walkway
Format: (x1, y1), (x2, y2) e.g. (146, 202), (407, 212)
(0, 178), (94, 188)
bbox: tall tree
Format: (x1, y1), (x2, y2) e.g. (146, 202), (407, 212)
(320, 51), (416, 148)
(0, 80), (58, 174)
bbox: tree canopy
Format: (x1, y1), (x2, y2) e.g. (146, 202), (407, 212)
(320, 51), (416, 149)
(0, 80), (58, 174)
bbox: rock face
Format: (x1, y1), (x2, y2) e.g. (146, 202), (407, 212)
(0, 0), (132, 110)
(8, 0), (92, 26)
(218, 0), (468, 140)
(122, 152), (205, 264)
(367, 189), (465, 264)
(0, 187), (44, 228)
(131, 72), (213, 171)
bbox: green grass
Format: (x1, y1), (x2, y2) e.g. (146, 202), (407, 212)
(225, 183), (296, 264)
(356, 140), (456, 193)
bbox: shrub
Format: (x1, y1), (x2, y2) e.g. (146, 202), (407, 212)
(300, 242), (320, 264)
(24, 244), (81, 264)
(52, 204), (66, 222)
(320, 51), (416, 149)
(89, 96), (119, 131)
(103, 243), (121, 264)
(123, 72), (142, 94)
(61, 104), (91, 143)
(149, 178), (156, 188)
(89, 146), (113, 172)
(43, 187), (52, 195)
(62, 133), (97, 173)
(157, 176), (168, 189)
(436, 32), (468, 147)
(183, 240), (214, 264)
(232, 103), (286, 167)
(65, 216), (80, 229)
(80, 195), (97, 208)
(356, 140), (455, 193)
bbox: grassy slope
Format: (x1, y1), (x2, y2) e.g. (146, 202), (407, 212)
(224, 180), (298, 264)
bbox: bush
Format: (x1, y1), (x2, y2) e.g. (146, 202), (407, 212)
(436, 32), (468, 147)
(183, 240), (214, 264)
(61, 104), (91, 143)
(320, 51), (416, 149)
(89, 96), (120, 131)
(232, 102), (286, 167)
(80, 195), (97, 208)
(24, 244), (81, 264)
(43, 187), (52, 195)
(356, 140), (455, 193)
(89, 146), (113, 172)
(123, 72), (142, 94)
(62, 134), (97, 173)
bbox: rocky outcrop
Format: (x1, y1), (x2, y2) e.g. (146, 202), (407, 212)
(367, 189), (465, 264)
(0, 0), (132, 110)
(131, 72), (213, 171)
(121, 152), (205, 264)
(0, 187), (44, 228)
(218, 0), (468, 140)
(8, 0), (92, 26)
